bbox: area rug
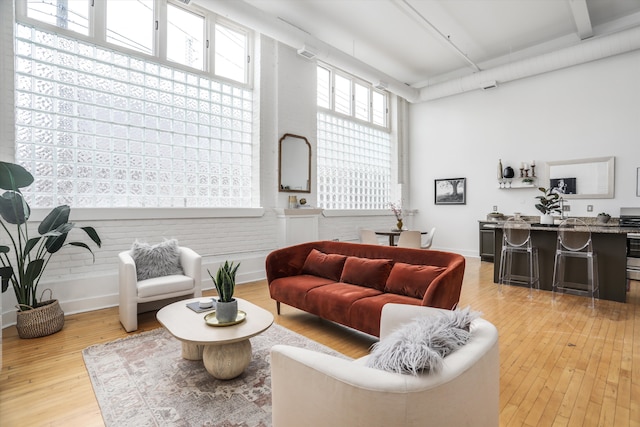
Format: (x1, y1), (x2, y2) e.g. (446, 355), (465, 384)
(83, 324), (349, 427)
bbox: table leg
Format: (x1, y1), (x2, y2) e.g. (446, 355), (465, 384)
(202, 339), (252, 380)
(181, 342), (204, 360)
(389, 235), (395, 246)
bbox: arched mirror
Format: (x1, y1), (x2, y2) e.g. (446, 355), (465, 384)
(279, 133), (311, 193)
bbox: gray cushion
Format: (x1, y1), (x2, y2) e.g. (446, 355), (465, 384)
(366, 307), (480, 375)
(131, 239), (184, 281)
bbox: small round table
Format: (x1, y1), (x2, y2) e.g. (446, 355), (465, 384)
(375, 229), (428, 246)
(157, 297), (274, 380)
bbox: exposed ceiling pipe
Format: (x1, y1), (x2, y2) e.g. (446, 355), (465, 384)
(419, 25), (640, 102)
(195, 0), (420, 102)
(394, 0), (481, 72)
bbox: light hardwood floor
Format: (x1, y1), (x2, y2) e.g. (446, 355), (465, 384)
(1, 257), (639, 427)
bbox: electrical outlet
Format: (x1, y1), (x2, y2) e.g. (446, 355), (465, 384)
(587, 205), (593, 212)
(563, 205), (570, 212)
(492, 205), (498, 212)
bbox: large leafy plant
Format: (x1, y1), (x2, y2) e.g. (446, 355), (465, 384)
(534, 187), (561, 215)
(0, 162), (101, 310)
(208, 261), (240, 303)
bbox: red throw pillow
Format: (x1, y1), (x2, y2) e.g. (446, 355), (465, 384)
(340, 256), (394, 291)
(301, 249), (347, 282)
(385, 263), (446, 299)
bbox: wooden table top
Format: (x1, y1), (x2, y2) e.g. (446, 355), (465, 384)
(157, 297), (274, 346)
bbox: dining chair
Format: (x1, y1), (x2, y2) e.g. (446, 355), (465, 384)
(359, 229), (380, 245)
(421, 227), (436, 249)
(397, 230), (422, 248)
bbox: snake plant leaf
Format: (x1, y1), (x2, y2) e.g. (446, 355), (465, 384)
(38, 205), (70, 234)
(0, 191), (30, 224)
(0, 161), (34, 191)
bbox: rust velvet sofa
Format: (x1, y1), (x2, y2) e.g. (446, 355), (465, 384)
(265, 241), (466, 337)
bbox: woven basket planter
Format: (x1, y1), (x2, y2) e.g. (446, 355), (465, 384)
(16, 297), (65, 339)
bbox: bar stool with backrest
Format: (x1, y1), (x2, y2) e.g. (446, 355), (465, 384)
(498, 217), (540, 297)
(552, 218), (599, 308)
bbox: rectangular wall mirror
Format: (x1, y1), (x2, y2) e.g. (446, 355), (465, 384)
(544, 156), (615, 199)
(279, 133), (311, 193)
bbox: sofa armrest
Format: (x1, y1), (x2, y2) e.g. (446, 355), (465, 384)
(265, 243), (315, 282)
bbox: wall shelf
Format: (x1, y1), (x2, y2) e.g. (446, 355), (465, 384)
(498, 178), (537, 189)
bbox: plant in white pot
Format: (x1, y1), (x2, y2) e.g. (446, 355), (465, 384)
(534, 187), (561, 225)
(208, 261), (240, 323)
(0, 161), (102, 338)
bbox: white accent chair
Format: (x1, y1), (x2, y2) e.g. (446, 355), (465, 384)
(396, 230), (422, 248)
(359, 229), (380, 245)
(118, 247), (202, 332)
(271, 304), (500, 427)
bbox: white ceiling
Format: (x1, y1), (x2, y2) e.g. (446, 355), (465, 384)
(241, 0), (640, 88)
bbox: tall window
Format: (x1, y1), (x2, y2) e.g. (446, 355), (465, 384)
(316, 65), (391, 210)
(16, 1), (254, 208)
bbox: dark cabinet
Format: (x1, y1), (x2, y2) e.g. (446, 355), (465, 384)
(479, 222), (496, 262)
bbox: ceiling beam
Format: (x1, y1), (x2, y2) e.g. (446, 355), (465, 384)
(393, 0), (481, 72)
(568, 0), (593, 39)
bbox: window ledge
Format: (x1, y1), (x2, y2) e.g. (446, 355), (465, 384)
(29, 207), (266, 222)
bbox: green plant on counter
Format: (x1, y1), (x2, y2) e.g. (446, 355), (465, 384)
(534, 187), (561, 215)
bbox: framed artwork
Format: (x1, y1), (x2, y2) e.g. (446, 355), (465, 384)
(435, 178), (466, 205)
(637, 168), (640, 197)
(549, 177), (577, 195)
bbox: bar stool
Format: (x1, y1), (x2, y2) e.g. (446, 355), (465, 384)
(498, 217), (540, 298)
(552, 218), (599, 308)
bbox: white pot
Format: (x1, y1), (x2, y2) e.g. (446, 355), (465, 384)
(540, 214), (555, 225)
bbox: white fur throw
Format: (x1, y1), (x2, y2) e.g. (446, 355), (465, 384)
(366, 307), (481, 375)
(131, 239), (184, 281)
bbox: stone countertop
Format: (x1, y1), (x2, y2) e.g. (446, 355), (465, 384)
(479, 216), (638, 234)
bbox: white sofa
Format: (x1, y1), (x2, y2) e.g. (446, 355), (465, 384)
(270, 303), (499, 427)
(118, 246), (202, 332)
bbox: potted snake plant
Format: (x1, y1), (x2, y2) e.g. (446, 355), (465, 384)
(0, 161), (102, 338)
(208, 260), (240, 323)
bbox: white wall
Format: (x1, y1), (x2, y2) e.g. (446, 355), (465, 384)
(409, 49), (640, 257)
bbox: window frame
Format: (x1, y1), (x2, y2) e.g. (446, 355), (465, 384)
(15, 0), (253, 88)
(317, 63), (389, 132)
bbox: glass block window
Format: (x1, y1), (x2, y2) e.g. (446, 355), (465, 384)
(14, 24), (254, 208)
(317, 112), (391, 210)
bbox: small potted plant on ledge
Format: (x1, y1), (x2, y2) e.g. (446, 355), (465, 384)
(534, 187), (561, 225)
(0, 161), (102, 338)
(209, 261), (240, 323)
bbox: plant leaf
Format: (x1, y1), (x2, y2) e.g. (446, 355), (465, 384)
(38, 205), (70, 234)
(45, 233), (68, 253)
(68, 242), (95, 262)
(0, 162), (34, 190)
(0, 191), (30, 224)
(81, 226), (102, 247)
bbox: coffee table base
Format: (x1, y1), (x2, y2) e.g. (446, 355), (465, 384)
(180, 340), (252, 380)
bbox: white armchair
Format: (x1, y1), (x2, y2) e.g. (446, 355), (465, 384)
(271, 303), (499, 427)
(119, 246), (202, 332)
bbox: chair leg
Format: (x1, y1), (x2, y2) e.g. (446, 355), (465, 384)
(276, 301), (281, 315)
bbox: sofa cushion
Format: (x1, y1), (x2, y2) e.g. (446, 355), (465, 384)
(131, 239), (183, 281)
(301, 249), (347, 281)
(340, 256), (394, 291)
(385, 263), (447, 298)
(306, 282), (382, 325)
(366, 307), (480, 375)
(269, 275), (336, 312)
(137, 274), (194, 298)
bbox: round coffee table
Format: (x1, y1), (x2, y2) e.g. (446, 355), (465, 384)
(157, 297), (274, 379)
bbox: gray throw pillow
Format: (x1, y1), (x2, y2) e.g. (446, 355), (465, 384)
(366, 307), (480, 375)
(131, 239), (184, 281)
